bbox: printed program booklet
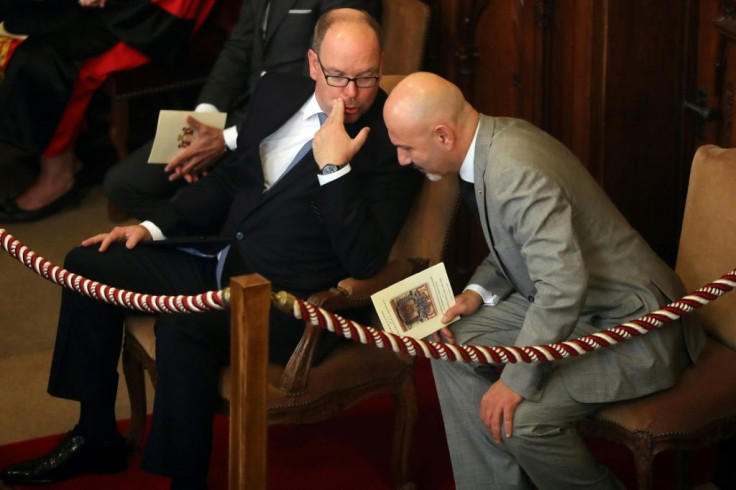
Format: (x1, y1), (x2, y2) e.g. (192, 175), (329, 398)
(148, 110), (227, 164)
(371, 262), (459, 340)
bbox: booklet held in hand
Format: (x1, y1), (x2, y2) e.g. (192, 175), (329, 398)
(371, 262), (460, 340)
(148, 110), (227, 164)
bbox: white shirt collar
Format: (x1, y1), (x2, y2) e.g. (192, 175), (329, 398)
(459, 121), (481, 183)
(302, 94), (323, 122)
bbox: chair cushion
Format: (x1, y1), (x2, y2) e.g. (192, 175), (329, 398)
(382, 0), (430, 75)
(592, 338), (736, 435)
(676, 145), (736, 350)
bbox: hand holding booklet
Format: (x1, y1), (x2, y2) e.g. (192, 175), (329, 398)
(371, 262), (460, 340)
(147, 110), (227, 164)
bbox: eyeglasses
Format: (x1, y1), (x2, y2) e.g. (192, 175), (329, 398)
(316, 55), (379, 88)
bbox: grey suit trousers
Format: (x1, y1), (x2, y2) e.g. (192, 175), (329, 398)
(431, 293), (625, 490)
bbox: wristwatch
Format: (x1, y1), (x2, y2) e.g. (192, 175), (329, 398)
(319, 162), (348, 175)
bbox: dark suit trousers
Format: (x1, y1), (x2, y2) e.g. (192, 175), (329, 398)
(48, 243), (227, 479)
(103, 140), (189, 221)
(48, 241), (345, 479)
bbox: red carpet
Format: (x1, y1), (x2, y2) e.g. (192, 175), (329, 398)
(0, 358), (716, 489)
(0, 358), (454, 490)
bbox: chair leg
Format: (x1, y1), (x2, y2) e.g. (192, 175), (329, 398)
(122, 346), (148, 451)
(631, 437), (655, 490)
(391, 370), (418, 490)
(715, 437), (736, 488)
(675, 449), (690, 490)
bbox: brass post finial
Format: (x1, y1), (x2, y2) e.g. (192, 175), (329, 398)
(272, 291), (296, 314)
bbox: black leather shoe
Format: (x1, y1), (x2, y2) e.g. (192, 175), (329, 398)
(0, 430), (128, 485)
(0, 184), (80, 223)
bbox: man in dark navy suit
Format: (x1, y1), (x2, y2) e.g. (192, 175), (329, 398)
(1, 8), (420, 490)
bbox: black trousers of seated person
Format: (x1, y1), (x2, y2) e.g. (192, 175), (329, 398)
(47, 243), (342, 480)
(103, 140), (190, 221)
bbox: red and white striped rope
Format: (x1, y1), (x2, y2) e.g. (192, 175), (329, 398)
(1, 228), (228, 313)
(4, 226), (735, 363)
(286, 269), (736, 364)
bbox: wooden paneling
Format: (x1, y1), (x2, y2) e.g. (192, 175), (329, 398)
(713, 5), (736, 147)
(432, 0), (692, 269)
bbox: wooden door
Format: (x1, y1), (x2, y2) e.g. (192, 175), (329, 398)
(684, 0), (736, 156)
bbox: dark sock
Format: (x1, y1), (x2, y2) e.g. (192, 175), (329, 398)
(76, 400), (122, 447)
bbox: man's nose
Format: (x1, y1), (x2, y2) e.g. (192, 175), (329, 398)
(342, 80), (359, 98)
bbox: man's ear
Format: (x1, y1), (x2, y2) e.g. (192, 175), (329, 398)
(307, 49), (319, 81)
(434, 124), (454, 149)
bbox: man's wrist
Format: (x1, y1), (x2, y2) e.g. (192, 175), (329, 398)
(140, 221), (165, 241)
(464, 284), (501, 305)
(223, 126), (238, 151)
(319, 162), (349, 175)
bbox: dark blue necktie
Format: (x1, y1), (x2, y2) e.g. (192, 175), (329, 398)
(461, 179), (480, 221)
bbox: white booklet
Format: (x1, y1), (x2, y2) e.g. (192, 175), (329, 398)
(371, 262), (459, 340)
(147, 110), (227, 164)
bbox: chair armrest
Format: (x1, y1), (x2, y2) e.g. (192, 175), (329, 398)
(278, 257), (429, 394)
(328, 257), (430, 308)
(278, 322), (321, 394)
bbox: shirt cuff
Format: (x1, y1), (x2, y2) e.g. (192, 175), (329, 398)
(465, 284), (501, 306)
(195, 103), (218, 113)
(140, 221), (166, 241)
(223, 126), (238, 151)
(317, 164), (351, 185)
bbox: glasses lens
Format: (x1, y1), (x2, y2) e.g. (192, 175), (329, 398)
(326, 76), (349, 87)
(355, 77), (378, 88)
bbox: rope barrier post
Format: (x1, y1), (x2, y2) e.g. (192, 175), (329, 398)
(228, 273), (271, 490)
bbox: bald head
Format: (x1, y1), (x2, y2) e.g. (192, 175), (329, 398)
(384, 73), (478, 178)
(385, 72), (468, 131)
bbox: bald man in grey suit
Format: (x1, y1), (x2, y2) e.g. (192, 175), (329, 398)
(383, 72), (706, 489)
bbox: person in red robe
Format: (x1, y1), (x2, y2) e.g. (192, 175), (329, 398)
(0, 0), (215, 222)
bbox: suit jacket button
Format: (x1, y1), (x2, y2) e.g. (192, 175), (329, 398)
(236, 232), (244, 240)
(528, 296), (534, 303)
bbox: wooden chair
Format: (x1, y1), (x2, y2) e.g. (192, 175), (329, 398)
(576, 144), (736, 489)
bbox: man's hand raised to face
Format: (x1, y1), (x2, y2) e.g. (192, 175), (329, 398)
(312, 98), (370, 169)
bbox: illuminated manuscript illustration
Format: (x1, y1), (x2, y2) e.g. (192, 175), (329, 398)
(391, 283), (437, 332)
(371, 263), (458, 340)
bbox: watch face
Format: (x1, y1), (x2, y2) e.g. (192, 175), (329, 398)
(321, 163), (344, 175)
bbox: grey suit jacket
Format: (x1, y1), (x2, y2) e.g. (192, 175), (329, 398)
(466, 114), (706, 403)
